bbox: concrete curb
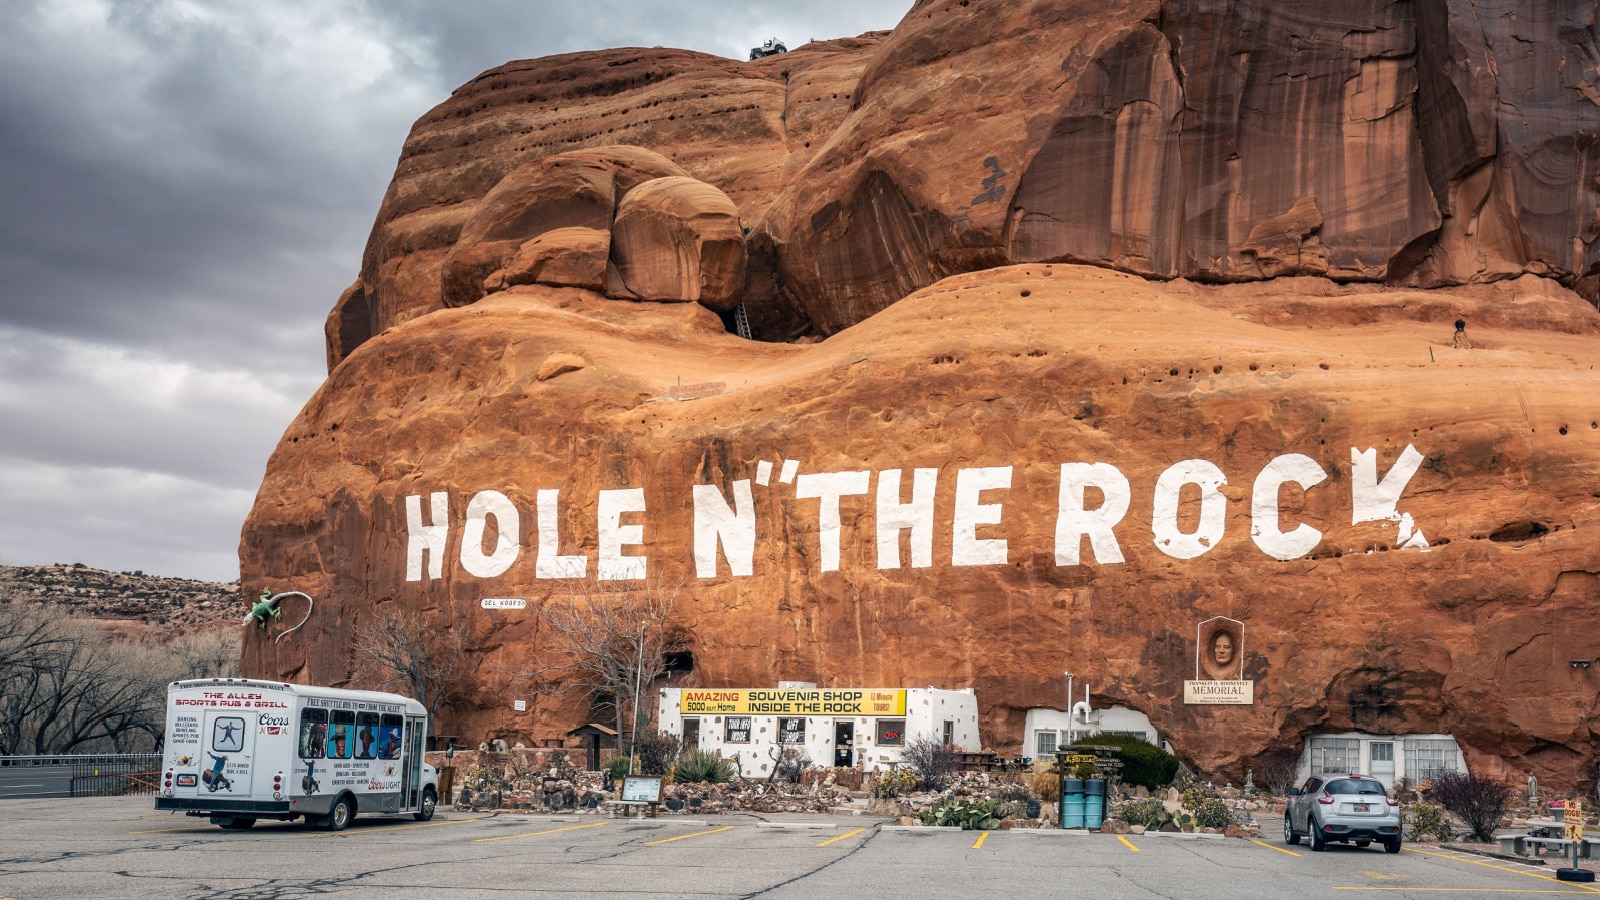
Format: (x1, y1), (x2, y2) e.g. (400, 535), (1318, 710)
(882, 825), (964, 832)
(1133, 830), (1227, 840)
(756, 821), (843, 830)
(1442, 843), (1549, 866)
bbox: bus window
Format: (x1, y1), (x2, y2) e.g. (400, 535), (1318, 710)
(329, 710), (355, 759)
(378, 714), (403, 760)
(298, 708), (327, 759)
(356, 712), (380, 760)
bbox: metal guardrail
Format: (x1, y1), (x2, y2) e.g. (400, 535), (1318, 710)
(68, 754), (162, 797)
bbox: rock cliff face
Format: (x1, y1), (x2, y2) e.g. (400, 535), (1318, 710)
(251, 1), (1600, 784)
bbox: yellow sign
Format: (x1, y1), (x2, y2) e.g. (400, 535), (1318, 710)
(1565, 800), (1584, 842)
(680, 689), (906, 716)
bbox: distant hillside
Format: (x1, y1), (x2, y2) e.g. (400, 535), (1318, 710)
(0, 563), (241, 630)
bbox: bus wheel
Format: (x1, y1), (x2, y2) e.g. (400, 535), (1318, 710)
(219, 818), (255, 830)
(415, 788), (437, 822)
(327, 796), (354, 831)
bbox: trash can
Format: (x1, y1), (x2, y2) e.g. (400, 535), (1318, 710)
(1084, 778), (1106, 829)
(1062, 777), (1085, 829)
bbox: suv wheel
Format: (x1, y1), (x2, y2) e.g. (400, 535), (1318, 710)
(1284, 813), (1301, 845)
(1384, 837), (1402, 854)
(1310, 818), (1327, 851)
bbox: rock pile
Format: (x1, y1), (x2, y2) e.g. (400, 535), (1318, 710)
(0, 563), (240, 629)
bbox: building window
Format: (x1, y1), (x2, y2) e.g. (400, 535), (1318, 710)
(1309, 737), (1360, 774)
(1035, 730), (1058, 756)
(1404, 739), (1459, 781)
(778, 717), (805, 744)
(1370, 742), (1394, 763)
(725, 716), (751, 743)
(876, 719), (906, 746)
(942, 721), (955, 745)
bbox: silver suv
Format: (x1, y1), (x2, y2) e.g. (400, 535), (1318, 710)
(1285, 773), (1402, 853)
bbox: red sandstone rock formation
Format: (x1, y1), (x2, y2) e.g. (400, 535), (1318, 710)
(255, 2), (1600, 785)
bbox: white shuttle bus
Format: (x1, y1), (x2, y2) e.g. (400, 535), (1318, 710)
(155, 678), (439, 830)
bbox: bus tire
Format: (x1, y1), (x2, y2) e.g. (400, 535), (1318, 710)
(327, 795), (354, 831)
(415, 787), (437, 822)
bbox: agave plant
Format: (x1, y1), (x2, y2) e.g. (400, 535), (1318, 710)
(920, 798), (1002, 830)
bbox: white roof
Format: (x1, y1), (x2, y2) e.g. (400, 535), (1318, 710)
(169, 678), (426, 715)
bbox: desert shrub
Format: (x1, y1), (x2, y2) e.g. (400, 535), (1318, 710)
(1067, 735), (1179, 790)
(902, 735), (958, 790)
(1118, 797), (1167, 827)
(1403, 801), (1455, 841)
(1429, 772), (1513, 842)
(921, 797), (1002, 830)
(673, 749), (735, 785)
(602, 756), (633, 784)
(1190, 798), (1234, 829)
(1181, 787), (1216, 811)
(1251, 746), (1302, 797)
(633, 732), (681, 777)
(873, 767), (920, 798)
(1031, 771), (1060, 800)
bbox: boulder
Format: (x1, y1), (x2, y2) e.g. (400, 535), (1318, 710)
(611, 176), (747, 310)
(489, 227), (610, 293)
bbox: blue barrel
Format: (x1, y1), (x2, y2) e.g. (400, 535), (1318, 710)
(1084, 778), (1106, 828)
(1062, 777), (1085, 828)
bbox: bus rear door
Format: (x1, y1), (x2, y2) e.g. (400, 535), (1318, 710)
(200, 710), (255, 797)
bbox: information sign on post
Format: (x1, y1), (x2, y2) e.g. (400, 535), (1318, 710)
(1565, 799), (1584, 843)
(621, 775), (663, 804)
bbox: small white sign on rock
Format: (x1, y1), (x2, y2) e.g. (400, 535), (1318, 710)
(481, 598), (527, 609)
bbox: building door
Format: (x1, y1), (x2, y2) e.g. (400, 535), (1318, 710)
(834, 721), (854, 767)
(1370, 741), (1395, 788)
(943, 721), (955, 746)
(683, 718), (700, 751)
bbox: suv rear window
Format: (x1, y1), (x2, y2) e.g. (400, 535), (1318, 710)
(1327, 779), (1385, 795)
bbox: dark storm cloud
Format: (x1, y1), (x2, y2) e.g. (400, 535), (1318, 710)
(0, 0), (909, 581)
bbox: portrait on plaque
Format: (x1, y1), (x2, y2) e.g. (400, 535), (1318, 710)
(1196, 616), (1244, 681)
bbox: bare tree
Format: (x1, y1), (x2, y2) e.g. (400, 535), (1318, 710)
(0, 605), (172, 755)
(518, 576), (681, 756)
(352, 609), (463, 735)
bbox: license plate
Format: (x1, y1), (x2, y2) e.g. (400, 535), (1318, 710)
(176, 774), (197, 787)
(1354, 803), (1370, 812)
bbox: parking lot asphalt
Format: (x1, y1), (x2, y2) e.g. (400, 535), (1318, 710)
(3, 797), (1599, 899)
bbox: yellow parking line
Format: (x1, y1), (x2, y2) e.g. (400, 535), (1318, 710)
(1335, 889), (1594, 894)
(972, 831), (988, 849)
(818, 828), (863, 848)
(474, 822), (606, 843)
(1117, 835), (1140, 852)
(1403, 847), (1600, 895)
(309, 818), (473, 838)
(1252, 838), (1302, 857)
(645, 825), (735, 845)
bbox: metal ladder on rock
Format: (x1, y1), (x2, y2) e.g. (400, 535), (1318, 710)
(733, 301), (752, 340)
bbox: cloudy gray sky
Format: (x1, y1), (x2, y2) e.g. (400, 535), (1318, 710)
(0, 0), (911, 583)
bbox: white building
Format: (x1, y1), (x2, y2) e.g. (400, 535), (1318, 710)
(1023, 704), (1159, 757)
(659, 684), (981, 778)
(1297, 732), (1469, 790)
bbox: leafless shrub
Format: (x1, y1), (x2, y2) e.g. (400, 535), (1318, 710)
(352, 609), (463, 733)
(903, 735), (958, 790)
(1251, 746), (1302, 797)
(515, 576), (682, 755)
(1429, 771), (1514, 842)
